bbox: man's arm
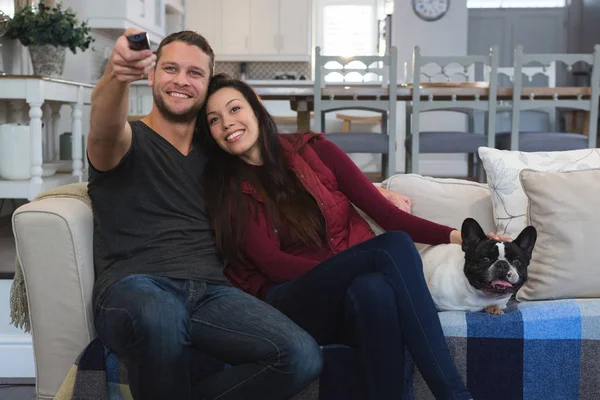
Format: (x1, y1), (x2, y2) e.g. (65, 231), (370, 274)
(88, 29), (156, 172)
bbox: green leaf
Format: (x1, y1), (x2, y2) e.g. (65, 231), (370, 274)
(6, 1), (94, 53)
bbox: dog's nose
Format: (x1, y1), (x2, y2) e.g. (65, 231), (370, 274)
(495, 260), (510, 273)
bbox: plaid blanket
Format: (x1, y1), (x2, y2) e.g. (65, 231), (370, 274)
(56, 298), (600, 400)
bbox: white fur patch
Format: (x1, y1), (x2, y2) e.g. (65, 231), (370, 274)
(496, 242), (506, 261)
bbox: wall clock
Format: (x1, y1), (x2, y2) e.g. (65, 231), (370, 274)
(412, 0), (450, 22)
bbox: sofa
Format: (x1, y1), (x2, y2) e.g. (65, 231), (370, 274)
(12, 168), (600, 399)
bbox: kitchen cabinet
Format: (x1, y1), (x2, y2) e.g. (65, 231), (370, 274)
(278, 0), (311, 57)
(165, 0), (185, 14)
(221, 0), (252, 55)
(249, 0), (279, 55)
(187, 0), (222, 54)
(185, 0), (312, 62)
(66, 0), (167, 43)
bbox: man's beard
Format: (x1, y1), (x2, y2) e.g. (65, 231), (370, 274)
(153, 87), (204, 123)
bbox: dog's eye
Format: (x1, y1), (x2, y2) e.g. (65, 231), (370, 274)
(481, 257), (491, 263)
(513, 259), (522, 266)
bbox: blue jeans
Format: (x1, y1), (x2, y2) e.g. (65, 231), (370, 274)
(94, 275), (322, 400)
(265, 231), (472, 400)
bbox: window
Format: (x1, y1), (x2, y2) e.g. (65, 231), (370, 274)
(322, 3), (376, 57)
(467, 0), (566, 7)
(0, 0), (14, 17)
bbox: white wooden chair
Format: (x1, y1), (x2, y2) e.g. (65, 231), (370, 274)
(405, 46), (500, 181)
(497, 45), (600, 151)
(313, 46), (398, 178)
(485, 61), (557, 133)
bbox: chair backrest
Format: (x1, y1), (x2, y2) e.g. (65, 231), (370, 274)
(313, 46), (398, 129)
(406, 60), (476, 83)
(410, 45), (500, 148)
(484, 62), (556, 87)
(313, 46), (398, 175)
(485, 60), (558, 133)
(509, 45), (600, 149)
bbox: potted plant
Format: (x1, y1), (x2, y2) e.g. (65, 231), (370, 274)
(6, 1), (94, 77)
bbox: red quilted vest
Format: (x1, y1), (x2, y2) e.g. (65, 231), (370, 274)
(227, 132), (376, 297)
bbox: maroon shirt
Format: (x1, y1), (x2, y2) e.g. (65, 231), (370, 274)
(225, 136), (455, 297)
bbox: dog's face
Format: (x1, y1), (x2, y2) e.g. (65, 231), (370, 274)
(461, 218), (537, 296)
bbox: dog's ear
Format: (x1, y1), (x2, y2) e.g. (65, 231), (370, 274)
(514, 225), (537, 261)
(461, 218), (487, 252)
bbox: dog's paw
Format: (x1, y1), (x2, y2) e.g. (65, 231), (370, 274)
(484, 305), (504, 315)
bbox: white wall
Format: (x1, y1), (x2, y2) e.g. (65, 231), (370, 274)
(392, 0), (469, 176)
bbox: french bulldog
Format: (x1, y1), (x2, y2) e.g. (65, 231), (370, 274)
(422, 218), (537, 315)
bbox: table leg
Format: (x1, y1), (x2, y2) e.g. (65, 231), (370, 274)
(294, 99), (310, 132)
(71, 102), (83, 180)
(564, 110), (590, 136)
(0, 102), (6, 124)
(297, 111), (310, 132)
(28, 101), (44, 185)
(50, 103), (62, 161)
(43, 103), (52, 162)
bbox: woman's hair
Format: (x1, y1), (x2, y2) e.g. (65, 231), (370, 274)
(197, 73), (326, 263)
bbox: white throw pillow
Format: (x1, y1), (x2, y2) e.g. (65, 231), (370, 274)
(478, 146), (600, 238)
(381, 174), (494, 246)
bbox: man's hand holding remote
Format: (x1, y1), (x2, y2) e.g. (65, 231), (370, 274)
(110, 28), (156, 83)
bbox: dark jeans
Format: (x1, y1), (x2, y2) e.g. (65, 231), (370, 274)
(94, 275), (322, 400)
(265, 231), (472, 400)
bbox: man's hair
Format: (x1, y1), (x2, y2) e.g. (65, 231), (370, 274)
(155, 31), (215, 76)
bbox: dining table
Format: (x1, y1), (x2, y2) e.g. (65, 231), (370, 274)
(252, 82), (594, 133)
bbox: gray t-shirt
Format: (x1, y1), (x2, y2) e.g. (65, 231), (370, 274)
(88, 121), (228, 308)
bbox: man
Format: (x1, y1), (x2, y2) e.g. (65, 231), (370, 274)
(87, 29), (323, 400)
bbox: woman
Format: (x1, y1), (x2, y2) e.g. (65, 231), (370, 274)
(197, 73), (472, 400)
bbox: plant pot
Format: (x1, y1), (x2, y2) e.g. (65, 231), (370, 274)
(28, 44), (66, 77)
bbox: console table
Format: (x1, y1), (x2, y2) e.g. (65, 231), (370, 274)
(0, 75), (93, 200)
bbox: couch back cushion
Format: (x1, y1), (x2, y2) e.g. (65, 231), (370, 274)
(381, 174), (494, 246)
(517, 168), (600, 301)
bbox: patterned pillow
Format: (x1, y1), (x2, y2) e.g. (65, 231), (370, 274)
(478, 146), (600, 238)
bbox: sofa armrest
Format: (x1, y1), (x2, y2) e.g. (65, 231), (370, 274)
(13, 197), (95, 399)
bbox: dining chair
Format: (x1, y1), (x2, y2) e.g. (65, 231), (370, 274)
(405, 46), (500, 181)
(313, 46), (398, 179)
(497, 45), (600, 151)
(484, 61), (557, 133)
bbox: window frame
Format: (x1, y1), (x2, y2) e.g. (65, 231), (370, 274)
(316, 0), (379, 56)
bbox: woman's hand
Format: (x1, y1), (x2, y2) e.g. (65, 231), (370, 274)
(376, 187), (412, 214)
(449, 230), (513, 244)
(449, 230), (462, 244)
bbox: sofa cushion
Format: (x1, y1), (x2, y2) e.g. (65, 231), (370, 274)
(478, 146), (600, 238)
(517, 168), (600, 301)
(381, 174), (495, 246)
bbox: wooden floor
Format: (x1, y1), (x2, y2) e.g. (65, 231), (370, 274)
(0, 385), (35, 400)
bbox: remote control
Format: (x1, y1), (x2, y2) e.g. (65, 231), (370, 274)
(126, 32), (151, 51)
